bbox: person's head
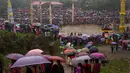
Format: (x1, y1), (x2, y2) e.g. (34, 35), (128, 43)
(57, 60), (61, 64)
(78, 63), (82, 67)
(53, 64), (58, 69)
(95, 59), (99, 63)
(11, 60), (16, 64)
(84, 60), (88, 64)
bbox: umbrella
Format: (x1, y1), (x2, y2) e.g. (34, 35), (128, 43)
(88, 41), (93, 44)
(90, 46), (98, 53)
(43, 55), (51, 59)
(81, 48), (89, 52)
(65, 52), (75, 56)
(77, 49), (82, 53)
(64, 49), (76, 54)
(111, 42), (117, 45)
(6, 53), (24, 60)
(82, 34), (87, 40)
(85, 44), (93, 48)
(25, 49), (43, 56)
(90, 53), (105, 59)
(71, 55), (91, 67)
(77, 52), (88, 56)
(11, 56), (51, 68)
(48, 56), (64, 62)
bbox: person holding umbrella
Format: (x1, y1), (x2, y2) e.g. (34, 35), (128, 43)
(92, 59), (101, 73)
(83, 60), (91, 73)
(57, 60), (64, 73)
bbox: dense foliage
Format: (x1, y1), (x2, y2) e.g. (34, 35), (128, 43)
(0, 31), (59, 55)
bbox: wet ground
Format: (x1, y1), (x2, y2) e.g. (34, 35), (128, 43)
(60, 24), (130, 73)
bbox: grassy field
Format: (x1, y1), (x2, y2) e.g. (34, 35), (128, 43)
(101, 59), (130, 73)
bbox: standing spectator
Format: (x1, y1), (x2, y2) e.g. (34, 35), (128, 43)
(57, 60), (64, 73)
(92, 59), (101, 73)
(75, 63), (83, 73)
(83, 60), (91, 73)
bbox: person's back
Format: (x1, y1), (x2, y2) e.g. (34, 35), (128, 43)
(83, 60), (91, 73)
(51, 64), (59, 73)
(93, 59), (101, 73)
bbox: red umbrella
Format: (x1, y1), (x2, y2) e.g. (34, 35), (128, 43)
(64, 49), (76, 54)
(25, 49), (43, 56)
(48, 56), (64, 62)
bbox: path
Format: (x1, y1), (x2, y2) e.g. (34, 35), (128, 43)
(60, 24), (130, 73)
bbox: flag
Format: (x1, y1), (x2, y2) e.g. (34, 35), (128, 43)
(8, 0), (14, 23)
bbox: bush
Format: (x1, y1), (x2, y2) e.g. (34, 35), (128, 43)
(0, 31), (59, 55)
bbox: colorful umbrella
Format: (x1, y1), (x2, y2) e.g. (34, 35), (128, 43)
(48, 56), (64, 62)
(71, 55), (91, 67)
(11, 56), (51, 68)
(6, 53), (24, 60)
(90, 53), (105, 59)
(64, 49), (76, 54)
(25, 49), (43, 56)
(77, 52), (88, 56)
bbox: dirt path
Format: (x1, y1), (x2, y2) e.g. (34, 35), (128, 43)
(60, 25), (130, 73)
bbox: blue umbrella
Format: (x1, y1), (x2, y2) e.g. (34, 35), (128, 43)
(90, 46), (98, 53)
(85, 44), (92, 48)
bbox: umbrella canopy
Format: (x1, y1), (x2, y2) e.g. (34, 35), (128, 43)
(11, 56), (51, 68)
(90, 53), (105, 59)
(71, 55), (91, 67)
(111, 42), (117, 45)
(90, 46), (98, 51)
(25, 49), (43, 56)
(6, 53), (24, 60)
(88, 41), (93, 44)
(77, 52), (88, 56)
(85, 44), (93, 48)
(64, 49), (76, 54)
(43, 55), (51, 59)
(77, 49), (82, 53)
(48, 56), (64, 62)
(81, 48), (89, 52)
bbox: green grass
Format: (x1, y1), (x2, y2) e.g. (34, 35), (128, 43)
(101, 59), (130, 73)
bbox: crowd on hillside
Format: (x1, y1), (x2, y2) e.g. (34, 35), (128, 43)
(0, 7), (130, 25)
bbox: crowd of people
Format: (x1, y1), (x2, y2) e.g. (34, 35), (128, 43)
(0, 7), (130, 25)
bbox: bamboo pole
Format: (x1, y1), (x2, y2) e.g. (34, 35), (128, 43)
(72, 0), (75, 24)
(30, 0), (33, 24)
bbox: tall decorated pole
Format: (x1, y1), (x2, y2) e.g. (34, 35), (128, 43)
(30, 0), (33, 25)
(49, 2), (52, 24)
(119, 0), (126, 33)
(7, 0), (14, 23)
(72, 0), (75, 24)
(39, 0), (42, 23)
